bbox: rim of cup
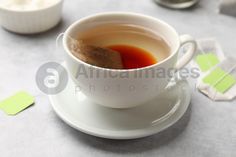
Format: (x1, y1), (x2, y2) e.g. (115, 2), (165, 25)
(63, 12), (180, 72)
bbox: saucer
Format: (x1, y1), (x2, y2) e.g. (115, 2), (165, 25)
(49, 76), (191, 139)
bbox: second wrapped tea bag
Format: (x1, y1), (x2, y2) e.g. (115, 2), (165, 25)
(193, 38), (225, 73)
(197, 57), (236, 101)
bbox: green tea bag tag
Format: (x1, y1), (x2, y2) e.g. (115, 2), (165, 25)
(195, 53), (220, 72)
(193, 39), (225, 72)
(203, 67), (236, 93)
(197, 57), (236, 101)
(0, 91), (34, 115)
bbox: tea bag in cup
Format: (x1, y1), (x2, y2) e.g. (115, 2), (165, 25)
(197, 57), (236, 101)
(191, 38), (225, 73)
(66, 36), (124, 69)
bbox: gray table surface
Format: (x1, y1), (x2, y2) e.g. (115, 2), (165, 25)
(0, 0), (236, 156)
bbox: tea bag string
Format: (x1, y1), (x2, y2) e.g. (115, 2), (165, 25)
(56, 33), (85, 50)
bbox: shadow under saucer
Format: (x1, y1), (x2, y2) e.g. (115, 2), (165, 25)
(52, 102), (191, 154)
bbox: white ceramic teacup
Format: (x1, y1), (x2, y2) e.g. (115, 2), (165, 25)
(63, 12), (197, 108)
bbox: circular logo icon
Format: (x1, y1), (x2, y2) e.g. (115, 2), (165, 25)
(36, 62), (68, 95)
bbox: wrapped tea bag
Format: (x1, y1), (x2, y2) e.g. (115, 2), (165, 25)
(219, 0), (236, 17)
(192, 38), (225, 74)
(67, 36), (123, 69)
(197, 57), (236, 101)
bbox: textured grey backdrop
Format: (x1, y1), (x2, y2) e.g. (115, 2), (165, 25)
(0, 0), (236, 156)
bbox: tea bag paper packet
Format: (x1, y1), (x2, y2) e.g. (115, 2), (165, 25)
(192, 38), (225, 73)
(219, 0), (236, 17)
(0, 91), (34, 115)
(67, 36), (123, 69)
(197, 57), (236, 101)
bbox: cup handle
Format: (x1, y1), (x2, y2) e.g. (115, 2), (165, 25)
(175, 34), (197, 70)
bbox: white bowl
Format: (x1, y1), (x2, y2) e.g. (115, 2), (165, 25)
(0, 0), (63, 34)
